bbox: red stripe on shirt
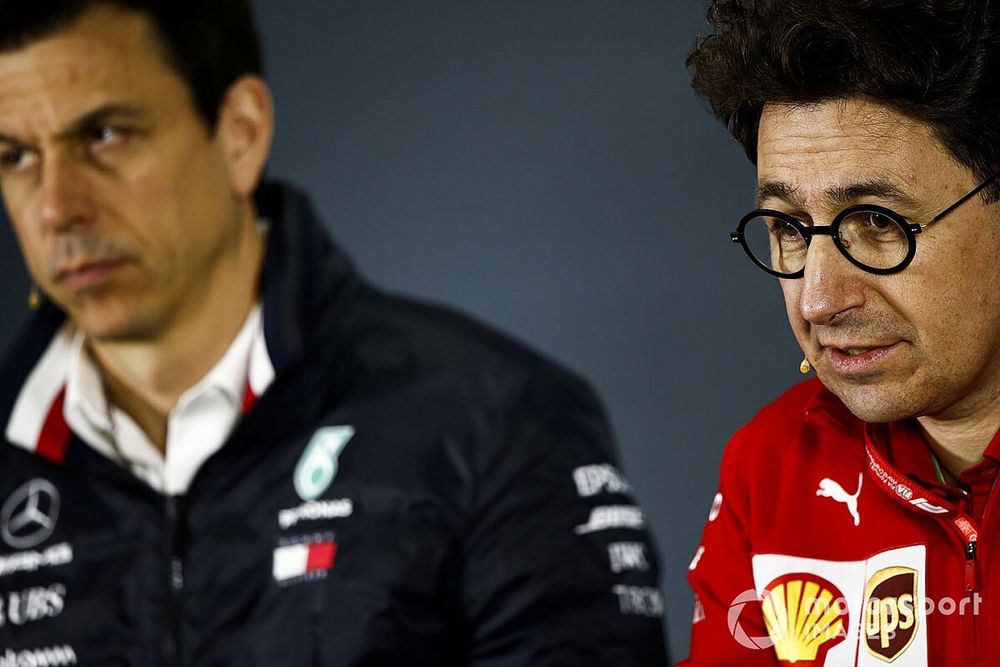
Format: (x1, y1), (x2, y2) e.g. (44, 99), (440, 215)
(242, 380), (258, 413)
(36, 385), (71, 464)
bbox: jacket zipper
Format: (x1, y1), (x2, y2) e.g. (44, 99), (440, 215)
(165, 496), (185, 666)
(963, 540), (982, 662)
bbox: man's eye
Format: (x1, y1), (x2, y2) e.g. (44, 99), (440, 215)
(865, 212), (897, 232)
(0, 147), (37, 172)
(767, 218), (800, 239)
(91, 125), (127, 148)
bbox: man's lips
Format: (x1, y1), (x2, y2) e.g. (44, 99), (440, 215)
(821, 342), (903, 376)
(55, 258), (130, 290)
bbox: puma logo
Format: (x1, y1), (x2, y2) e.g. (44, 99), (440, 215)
(816, 473), (863, 527)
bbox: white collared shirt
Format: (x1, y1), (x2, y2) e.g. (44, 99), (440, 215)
(62, 305), (273, 495)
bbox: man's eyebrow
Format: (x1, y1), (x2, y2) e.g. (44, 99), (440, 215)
(756, 181), (797, 207)
(0, 104), (146, 145)
(756, 179), (919, 209)
(55, 104), (146, 140)
(825, 180), (918, 208)
(0, 129), (27, 146)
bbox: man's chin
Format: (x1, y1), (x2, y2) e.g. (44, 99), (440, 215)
(823, 378), (919, 424)
(68, 304), (162, 344)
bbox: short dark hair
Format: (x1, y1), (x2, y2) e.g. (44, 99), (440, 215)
(687, 0), (1000, 199)
(0, 0), (263, 131)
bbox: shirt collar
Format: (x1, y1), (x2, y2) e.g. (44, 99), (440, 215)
(866, 418), (1000, 507)
(175, 303), (262, 413)
(63, 303), (264, 459)
(871, 419), (941, 485)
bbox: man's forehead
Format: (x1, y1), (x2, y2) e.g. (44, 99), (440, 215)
(757, 100), (930, 165)
(754, 98), (960, 209)
(0, 6), (172, 138)
(761, 99), (910, 134)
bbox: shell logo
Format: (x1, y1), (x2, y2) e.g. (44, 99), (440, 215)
(761, 573), (850, 665)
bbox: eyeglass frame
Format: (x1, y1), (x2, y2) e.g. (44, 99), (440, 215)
(730, 168), (1000, 278)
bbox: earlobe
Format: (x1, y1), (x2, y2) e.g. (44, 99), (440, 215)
(218, 75), (274, 197)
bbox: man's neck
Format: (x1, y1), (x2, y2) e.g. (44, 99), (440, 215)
(917, 406), (1000, 479)
(85, 212), (266, 454)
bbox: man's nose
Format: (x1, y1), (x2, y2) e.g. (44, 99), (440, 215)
(797, 236), (866, 324)
(37, 152), (94, 232)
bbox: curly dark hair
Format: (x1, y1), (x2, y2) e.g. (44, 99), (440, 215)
(687, 0), (1000, 198)
(0, 0), (262, 131)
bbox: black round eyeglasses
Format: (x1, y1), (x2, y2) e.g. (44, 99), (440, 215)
(730, 170), (1000, 278)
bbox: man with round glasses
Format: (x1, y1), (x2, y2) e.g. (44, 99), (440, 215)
(681, 1), (1000, 665)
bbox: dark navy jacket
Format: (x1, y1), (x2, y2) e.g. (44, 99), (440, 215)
(0, 182), (669, 665)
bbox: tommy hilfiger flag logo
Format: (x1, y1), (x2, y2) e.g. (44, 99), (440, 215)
(272, 540), (338, 582)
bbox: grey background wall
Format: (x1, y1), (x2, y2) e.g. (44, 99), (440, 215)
(0, 1), (810, 660)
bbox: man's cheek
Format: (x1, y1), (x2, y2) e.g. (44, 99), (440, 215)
(781, 289), (807, 335)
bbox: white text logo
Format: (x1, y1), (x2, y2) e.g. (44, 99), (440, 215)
(0, 583), (65, 628)
(573, 464), (632, 498)
(574, 505), (644, 534)
(611, 585), (663, 617)
(0, 645), (77, 667)
(608, 542), (649, 573)
(278, 499), (353, 529)
(0, 543), (73, 578)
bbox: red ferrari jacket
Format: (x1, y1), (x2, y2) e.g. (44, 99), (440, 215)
(680, 379), (997, 667)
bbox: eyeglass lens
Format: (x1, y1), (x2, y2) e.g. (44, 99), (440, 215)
(742, 210), (911, 275)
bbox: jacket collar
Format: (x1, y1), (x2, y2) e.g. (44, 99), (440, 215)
(801, 377), (864, 437)
(255, 181), (357, 372)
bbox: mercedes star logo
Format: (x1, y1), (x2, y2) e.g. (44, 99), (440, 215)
(1, 479), (60, 550)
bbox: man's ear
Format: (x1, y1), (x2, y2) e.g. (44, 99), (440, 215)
(216, 75), (274, 197)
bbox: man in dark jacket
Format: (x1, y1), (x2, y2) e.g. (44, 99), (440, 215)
(0, 1), (668, 664)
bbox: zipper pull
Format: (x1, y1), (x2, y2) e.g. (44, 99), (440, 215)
(965, 540), (979, 592)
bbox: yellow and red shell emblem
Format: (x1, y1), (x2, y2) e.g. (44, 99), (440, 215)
(761, 573), (849, 665)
